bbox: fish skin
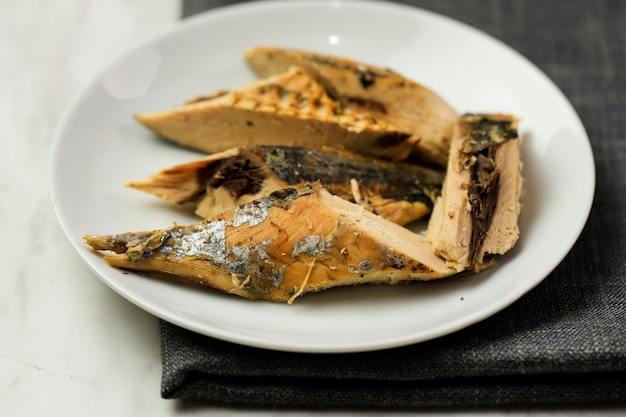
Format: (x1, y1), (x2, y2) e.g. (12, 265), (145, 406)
(245, 46), (459, 167)
(126, 145), (444, 226)
(85, 184), (456, 303)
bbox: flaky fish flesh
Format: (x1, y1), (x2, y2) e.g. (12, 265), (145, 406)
(245, 46), (459, 166)
(85, 183), (457, 303)
(135, 66), (412, 161)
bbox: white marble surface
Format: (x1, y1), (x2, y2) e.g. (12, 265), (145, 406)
(0, 1), (623, 416)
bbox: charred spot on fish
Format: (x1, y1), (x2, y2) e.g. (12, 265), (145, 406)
(375, 132), (411, 149)
(246, 120), (254, 127)
(411, 263), (434, 274)
(468, 149), (500, 264)
(259, 83), (285, 96)
(462, 114), (518, 152)
(268, 184), (315, 210)
(198, 151), (268, 199)
(357, 260), (373, 273)
(268, 187), (299, 206)
(258, 83), (311, 105)
(386, 252), (406, 269)
(346, 97), (387, 114)
(358, 71), (377, 89)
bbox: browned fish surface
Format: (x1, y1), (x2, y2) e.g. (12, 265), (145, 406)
(135, 66), (412, 161)
(427, 114), (522, 271)
(245, 46), (459, 166)
(126, 145), (444, 226)
(85, 184), (456, 303)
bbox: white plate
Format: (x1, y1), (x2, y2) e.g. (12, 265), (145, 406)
(50, 0), (595, 353)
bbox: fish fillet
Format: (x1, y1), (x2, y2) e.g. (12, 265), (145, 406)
(245, 46), (459, 166)
(85, 183), (456, 303)
(126, 145), (444, 226)
(135, 66), (412, 161)
(427, 114), (522, 271)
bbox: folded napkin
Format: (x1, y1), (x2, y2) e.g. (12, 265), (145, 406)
(159, 0), (626, 407)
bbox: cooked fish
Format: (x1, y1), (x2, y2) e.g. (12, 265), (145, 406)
(84, 183), (457, 303)
(245, 46), (459, 166)
(135, 66), (413, 161)
(126, 145), (444, 226)
(426, 114), (522, 271)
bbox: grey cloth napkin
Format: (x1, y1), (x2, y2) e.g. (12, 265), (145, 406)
(160, 0), (626, 408)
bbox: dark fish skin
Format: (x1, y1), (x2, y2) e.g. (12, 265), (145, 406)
(127, 145), (444, 226)
(248, 145), (443, 211)
(460, 114), (519, 264)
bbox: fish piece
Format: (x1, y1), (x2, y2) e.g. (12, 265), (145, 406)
(84, 183), (456, 303)
(245, 46), (459, 166)
(135, 66), (412, 161)
(126, 145), (444, 226)
(426, 114), (522, 271)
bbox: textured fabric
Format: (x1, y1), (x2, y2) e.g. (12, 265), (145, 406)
(160, 0), (626, 407)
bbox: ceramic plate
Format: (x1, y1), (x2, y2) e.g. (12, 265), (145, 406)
(50, 0), (595, 353)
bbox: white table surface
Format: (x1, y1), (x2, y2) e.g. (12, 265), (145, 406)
(1, 0), (624, 415)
